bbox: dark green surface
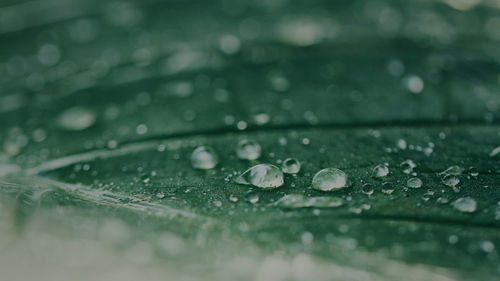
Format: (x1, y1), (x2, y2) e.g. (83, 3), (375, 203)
(1, 0), (500, 280)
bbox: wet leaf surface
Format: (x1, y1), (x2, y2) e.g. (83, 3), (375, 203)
(1, 0), (500, 280)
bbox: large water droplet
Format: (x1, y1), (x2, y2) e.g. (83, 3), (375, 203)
(372, 164), (389, 178)
(235, 164), (284, 189)
(439, 165), (464, 176)
(407, 177), (423, 188)
(236, 139), (261, 160)
(311, 168), (348, 192)
(191, 146), (219, 169)
(273, 194), (343, 209)
(282, 158), (301, 174)
(451, 197), (477, 213)
(57, 107), (96, 131)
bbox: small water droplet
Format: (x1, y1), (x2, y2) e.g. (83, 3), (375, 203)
(57, 107), (96, 131)
(442, 175), (460, 192)
(248, 194), (260, 204)
(282, 158), (301, 174)
(136, 124), (148, 135)
(311, 168), (348, 192)
(191, 146), (219, 169)
(301, 231), (314, 245)
(361, 184), (374, 196)
(451, 197), (477, 213)
(396, 139), (407, 150)
(407, 177), (423, 188)
(480, 240), (495, 253)
(236, 139), (261, 160)
(229, 194), (239, 202)
(489, 146), (500, 157)
(381, 182), (394, 194)
(235, 164), (284, 189)
(468, 167), (479, 177)
(404, 74), (424, 94)
(252, 113), (270, 125)
(400, 159), (416, 174)
(236, 121), (248, 130)
(372, 164), (389, 178)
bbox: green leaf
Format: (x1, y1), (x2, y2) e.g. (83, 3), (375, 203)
(1, 0), (500, 280)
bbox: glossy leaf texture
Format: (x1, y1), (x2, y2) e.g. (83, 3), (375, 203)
(1, 0), (500, 280)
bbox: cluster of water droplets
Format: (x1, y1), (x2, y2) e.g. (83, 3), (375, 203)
(187, 135), (485, 215)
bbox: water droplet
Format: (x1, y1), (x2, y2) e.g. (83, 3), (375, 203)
(407, 177), (423, 188)
(381, 182), (395, 194)
(442, 175), (460, 192)
(236, 139), (261, 160)
(282, 158), (301, 174)
(57, 107), (96, 131)
(361, 184), (374, 196)
(451, 197), (477, 213)
(191, 146), (219, 169)
(252, 113), (270, 125)
(400, 159), (416, 174)
(229, 194), (239, 202)
(490, 146), (500, 157)
(396, 139), (407, 150)
(235, 164), (284, 189)
(311, 168), (348, 192)
(480, 240), (495, 253)
(273, 194), (343, 209)
(468, 167), (479, 177)
(372, 164), (389, 178)
(236, 121), (248, 130)
(248, 194), (260, 204)
(439, 165), (464, 176)
(301, 231), (314, 245)
(136, 124), (148, 135)
(404, 74), (424, 94)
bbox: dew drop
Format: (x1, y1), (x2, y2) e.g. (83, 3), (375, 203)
(451, 197), (477, 213)
(468, 167), (479, 177)
(235, 164), (284, 189)
(311, 168), (348, 192)
(396, 139), (407, 150)
(191, 146), (219, 169)
(489, 146), (500, 157)
(400, 159), (416, 174)
(361, 184), (374, 196)
(282, 158), (301, 174)
(248, 194), (260, 204)
(480, 240), (495, 253)
(439, 165), (464, 176)
(372, 164), (389, 178)
(407, 177), (423, 188)
(236, 139), (261, 160)
(57, 107), (96, 131)
(442, 175), (460, 192)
